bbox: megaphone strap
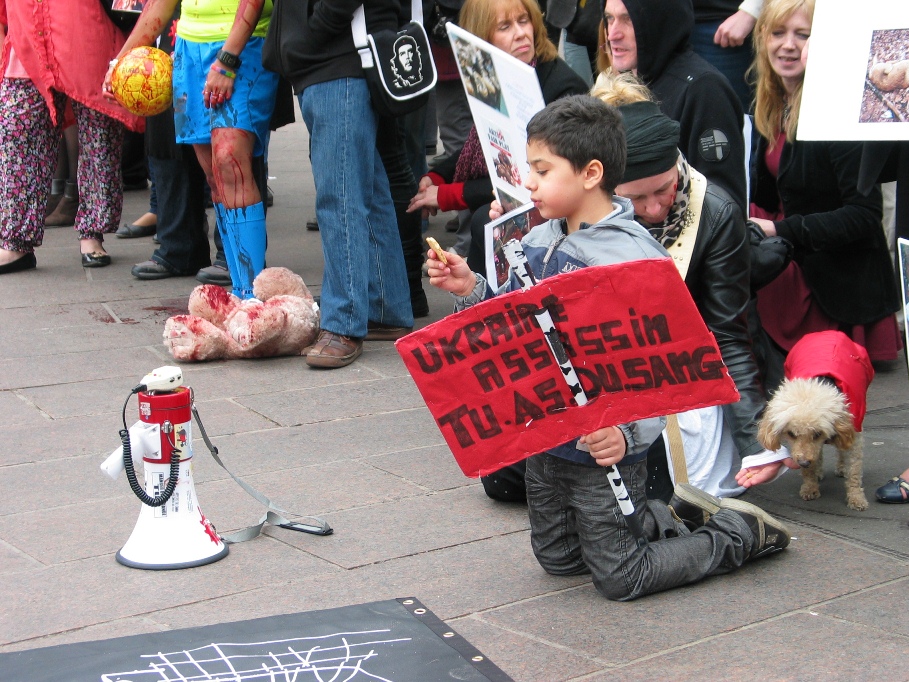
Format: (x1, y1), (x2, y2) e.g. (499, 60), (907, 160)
(190, 403), (333, 541)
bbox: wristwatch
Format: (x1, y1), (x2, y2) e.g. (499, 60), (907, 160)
(216, 49), (242, 70)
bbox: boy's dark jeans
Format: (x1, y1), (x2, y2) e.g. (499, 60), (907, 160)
(525, 454), (754, 601)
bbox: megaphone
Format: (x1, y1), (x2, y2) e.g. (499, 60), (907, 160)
(105, 367), (228, 569)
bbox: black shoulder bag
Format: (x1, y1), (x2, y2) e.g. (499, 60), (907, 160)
(351, 0), (438, 117)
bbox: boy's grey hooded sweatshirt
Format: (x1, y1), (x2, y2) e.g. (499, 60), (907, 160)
(455, 197), (669, 465)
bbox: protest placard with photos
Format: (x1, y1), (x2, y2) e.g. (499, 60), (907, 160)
(799, 0), (909, 140)
(446, 23), (547, 284)
(396, 258), (739, 478)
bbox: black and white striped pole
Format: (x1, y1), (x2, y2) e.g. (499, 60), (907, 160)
(502, 239), (648, 548)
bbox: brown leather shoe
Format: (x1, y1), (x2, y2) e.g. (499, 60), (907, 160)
(365, 321), (413, 341)
(306, 330), (363, 368)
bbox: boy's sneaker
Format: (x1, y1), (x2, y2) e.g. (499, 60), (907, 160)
(720, 498), (791, 559)
(669, 483), (721, 529)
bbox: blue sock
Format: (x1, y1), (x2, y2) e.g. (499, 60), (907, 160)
(223, 203), (266, 299)
(213, 203), (239, 291)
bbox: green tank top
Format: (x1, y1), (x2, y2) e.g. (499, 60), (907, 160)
(177, 0), (273, 43)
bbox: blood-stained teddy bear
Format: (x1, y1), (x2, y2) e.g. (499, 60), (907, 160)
(164, 267), (320, 361)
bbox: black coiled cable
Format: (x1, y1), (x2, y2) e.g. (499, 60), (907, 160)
(120, 390), (180, 507)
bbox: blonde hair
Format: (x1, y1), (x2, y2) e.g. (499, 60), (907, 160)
(595, 18), (612, 74)
(590, 70), (653, 107)
(458, 0), (558, 63)
(750, 0), (815, 149)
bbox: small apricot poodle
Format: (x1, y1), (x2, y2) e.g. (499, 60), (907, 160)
(757, 331), (873, 511)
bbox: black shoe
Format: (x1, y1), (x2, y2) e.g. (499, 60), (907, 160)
(123, 179), (148, 191)
(116, 222), (157, 238)
(195, 264), (232, 286)
(411, 288), (429, 318)
(0, 252), (37, 274)
(81, 251), (111, 268)
(132, 260), (178, 280)
(306, 219), (319, 231)
(720, 498), (791, 559)
(669, 483), (721, 530)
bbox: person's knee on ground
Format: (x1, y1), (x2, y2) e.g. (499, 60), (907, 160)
(480, 460), (527, 502)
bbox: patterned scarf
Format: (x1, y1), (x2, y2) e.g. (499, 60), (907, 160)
(643, 153), (692, 249)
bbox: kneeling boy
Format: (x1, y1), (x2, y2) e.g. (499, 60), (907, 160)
(426, 95), (790, 600)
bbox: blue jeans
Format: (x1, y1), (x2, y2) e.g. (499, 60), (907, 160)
(150, 154), (210, 275)
(299, 78), (413, 337)
(525, 454), (753, 601)
(690, 21), (754, 113)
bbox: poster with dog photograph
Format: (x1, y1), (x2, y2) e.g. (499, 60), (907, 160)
(799, 1), (909, 140)
(447, 22), (546, 209)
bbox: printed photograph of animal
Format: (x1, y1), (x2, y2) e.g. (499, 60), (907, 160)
(757, 331), (874, 511)
(869, 59), (909, 92)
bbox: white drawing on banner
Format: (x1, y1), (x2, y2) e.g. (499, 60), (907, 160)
(101, 629), (412, 681)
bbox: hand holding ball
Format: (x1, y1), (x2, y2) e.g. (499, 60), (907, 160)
(110, 46), (173, 117)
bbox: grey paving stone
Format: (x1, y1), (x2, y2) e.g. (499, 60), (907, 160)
(0, 616), (169, 654)
(174, 397), (280, 435)
(0, 536), (340, 646)
(134, 533), (588, 630)
(355, 344), (420, 378)
(449, 616), (605, 682)
(0, 308), (171, 358)
(188, 411), (446, 480)
(742, 467), (909, 564)
(368, 443), (472, 492)
(193, 458), (432, 530)
(0, 454), (126, 517)
(587, 612), (909, 681)
(0, 411), (126, 467)
(0, 492), (167, 564)
(0, 390), (49, 428)
(813, 577), (909, 637)
(0, 537), (43, 575)
(22, 378), (159, 419)
(0, 302), (106, 331)
(235, 375), (427, 426)
(267, 485), (531, 568)
(166, 355), (383, 398)
(0, 346), (162, 390)
(478, 528), (909, 662)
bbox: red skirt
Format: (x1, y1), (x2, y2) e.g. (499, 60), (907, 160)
(757, 261), (902, 362)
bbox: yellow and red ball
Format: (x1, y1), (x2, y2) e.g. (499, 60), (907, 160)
(111, 46), (173, 117)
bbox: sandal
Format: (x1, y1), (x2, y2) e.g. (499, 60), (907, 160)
(875, 476), (909, 504)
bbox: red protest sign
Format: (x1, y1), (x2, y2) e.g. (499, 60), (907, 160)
(396, 258), (739, 478)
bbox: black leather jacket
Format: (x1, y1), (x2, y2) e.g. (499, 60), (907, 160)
(752, 136), (897, 325)
(685, 183), (765, 459)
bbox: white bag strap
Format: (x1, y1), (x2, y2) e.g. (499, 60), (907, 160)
(352, 6), (372, 66)
(352, 1), (424, 65)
